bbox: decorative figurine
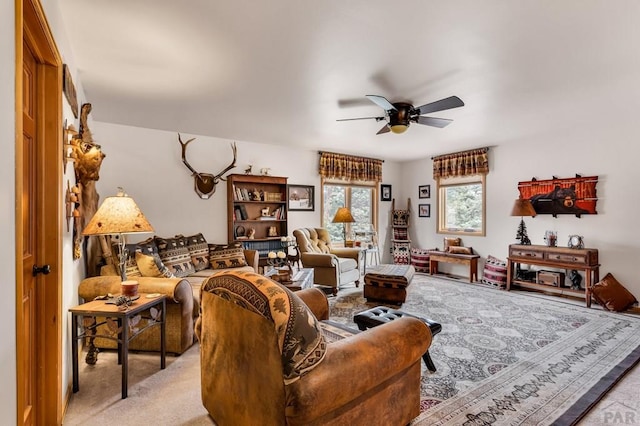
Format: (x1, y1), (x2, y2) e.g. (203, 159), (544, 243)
(569, 270), (582, 290)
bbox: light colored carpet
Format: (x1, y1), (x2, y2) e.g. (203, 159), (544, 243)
(63, 274), (640, 425)
(63, 343), (211, 425)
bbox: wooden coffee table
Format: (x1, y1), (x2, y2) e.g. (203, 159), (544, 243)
(69, 293), (166, 399)
(282, 268), (314, 291)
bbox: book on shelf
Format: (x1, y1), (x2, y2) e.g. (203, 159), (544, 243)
(234, 205), (248, 220)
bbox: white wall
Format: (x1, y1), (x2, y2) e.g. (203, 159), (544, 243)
(404, 130), (640, 299)
(0, 1), (17, 422)
(92, 122), (402, 263)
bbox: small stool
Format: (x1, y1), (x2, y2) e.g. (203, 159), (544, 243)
(354, 306), (442, 372)
(363, 264), (415, 305)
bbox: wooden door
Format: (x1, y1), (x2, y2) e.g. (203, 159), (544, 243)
(21, 40), (38, 426)
(17, 0), (63, 424)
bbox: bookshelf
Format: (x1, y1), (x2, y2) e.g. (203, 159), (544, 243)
(226, 174), (288, 262)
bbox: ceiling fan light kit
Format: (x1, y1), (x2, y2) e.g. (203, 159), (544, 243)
(338, 95), (465, 135)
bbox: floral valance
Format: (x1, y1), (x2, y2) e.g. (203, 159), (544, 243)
(319, 151), (383, 182)
(432, 147), (489, 179)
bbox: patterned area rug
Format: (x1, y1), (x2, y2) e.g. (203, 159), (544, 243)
(328, 274), (640, 425)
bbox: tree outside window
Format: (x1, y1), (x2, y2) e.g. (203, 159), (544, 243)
(322, 183), (375, 243)
(438, 176), (485, 236)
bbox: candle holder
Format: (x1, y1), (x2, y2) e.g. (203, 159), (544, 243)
(280, 236), (301, 269)
(267, 250), (292, 282)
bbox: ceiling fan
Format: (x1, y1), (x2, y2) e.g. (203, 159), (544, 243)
(337, 95), (464, 135)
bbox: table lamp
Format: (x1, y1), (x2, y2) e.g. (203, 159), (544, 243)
(510, 198), (536, 245)
(83, 188), (154, 294)
(332, 207), (355, 244)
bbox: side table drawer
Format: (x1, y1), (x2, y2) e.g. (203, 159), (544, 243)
(546, 252), (588, 264)
(509, 248), (544, 259)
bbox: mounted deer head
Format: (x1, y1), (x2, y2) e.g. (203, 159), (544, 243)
(178, 133), (237, 199)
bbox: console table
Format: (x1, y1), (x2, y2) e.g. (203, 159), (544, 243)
(506, 244), (600, 307)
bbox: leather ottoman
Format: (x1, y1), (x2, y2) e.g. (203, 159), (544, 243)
(354, 306), (442, 372)
(363, 264), (415, 305)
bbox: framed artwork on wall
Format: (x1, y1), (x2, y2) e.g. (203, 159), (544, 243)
(419, 204), (431, 217)
(419, 184), (430, 199)
(288, 184), (314, 211)
(381, 184), (392, 201)
(63, 64), (78, 118)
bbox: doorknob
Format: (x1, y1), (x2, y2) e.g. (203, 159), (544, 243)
(32, 264), (51, 276)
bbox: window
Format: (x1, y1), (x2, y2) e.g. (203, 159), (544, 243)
(437, 175), (485, 236)
(322, 181), (376, 244)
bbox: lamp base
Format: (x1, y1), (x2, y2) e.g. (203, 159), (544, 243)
(121, 280), (139, 297)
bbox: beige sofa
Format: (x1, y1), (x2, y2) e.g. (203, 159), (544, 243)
(77, 235), (258, 355)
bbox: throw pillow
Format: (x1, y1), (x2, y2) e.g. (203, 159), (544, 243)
(447, 246), (473, 255)
(591, 273), (638, 312)
(481, 255), (508, 288)
(410, 248), (430, 273)
(185, 233), (210, 271)
(201, 270), (326, 384)
(209, 243), (248, 270)
(155, 236), (196, 278)
(135, 251), (175, 278)
(443, 237), (461, 250)
(111, 242), (142, 278)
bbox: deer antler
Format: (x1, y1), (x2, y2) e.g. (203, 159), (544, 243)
(214, 142), (237, 181)
(178, 133), (198, 176)
(177, 134), (238, 199)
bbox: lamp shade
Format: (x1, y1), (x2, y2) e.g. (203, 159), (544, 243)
(332, 207), (355, 224)
(510, 199), (537, 217)
(83, 190), (154, 236)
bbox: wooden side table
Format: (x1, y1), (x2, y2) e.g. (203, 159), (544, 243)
(69, 294), (166, 399)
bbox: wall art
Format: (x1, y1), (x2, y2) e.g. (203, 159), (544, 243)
(419, 184), (430, 199)
(381, 184), (392, 201)
(288, 184), (314, 211)
(517, 175), (598, 218)
(63, 64), (78, 118)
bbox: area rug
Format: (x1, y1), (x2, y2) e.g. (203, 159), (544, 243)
(329, 274), (640, 425)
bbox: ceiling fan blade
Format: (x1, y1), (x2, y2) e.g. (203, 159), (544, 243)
(415, 96), (464, 115)
(366, 95), (397, 111)
(336, 116), (385, 122)
(376, 124), (390, 135)
(416, 116), (453, 128)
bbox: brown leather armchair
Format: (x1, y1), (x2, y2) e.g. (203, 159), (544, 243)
(293, 227), (361, 294)
(195, 271), (431, 426)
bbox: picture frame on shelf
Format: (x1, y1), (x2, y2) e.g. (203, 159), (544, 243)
(288, 184), (314, 211)
(381, 184), (392, 201)
(419, 204), (431, 217)
(419, 184), (430, 199)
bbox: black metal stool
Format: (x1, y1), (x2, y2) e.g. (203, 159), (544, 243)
(354, 306), (442, 372)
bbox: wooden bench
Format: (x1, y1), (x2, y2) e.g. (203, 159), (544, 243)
(428, 251), (480, 283)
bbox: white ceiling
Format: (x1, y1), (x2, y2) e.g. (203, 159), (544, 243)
(59, 0), (640, 161)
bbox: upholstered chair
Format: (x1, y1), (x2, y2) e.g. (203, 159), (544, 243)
(195, 270), (431, 426)
(293, 227), (361, 294)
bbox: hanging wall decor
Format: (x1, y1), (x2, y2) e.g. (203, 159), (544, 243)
(517, 175), (598, 218)
(63, 64), (78, 118)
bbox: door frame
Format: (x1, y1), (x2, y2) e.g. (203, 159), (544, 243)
(15, 0), (63, 424)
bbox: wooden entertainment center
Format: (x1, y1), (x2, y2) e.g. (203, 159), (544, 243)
(506, 244), (600, 307)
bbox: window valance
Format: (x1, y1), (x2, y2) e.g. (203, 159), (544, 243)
(432, 147), (489, 179)
(319, 151), (383, 182)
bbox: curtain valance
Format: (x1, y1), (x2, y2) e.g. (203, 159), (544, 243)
(432, 147), (489, 179)
(319, 151), (383, 182)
